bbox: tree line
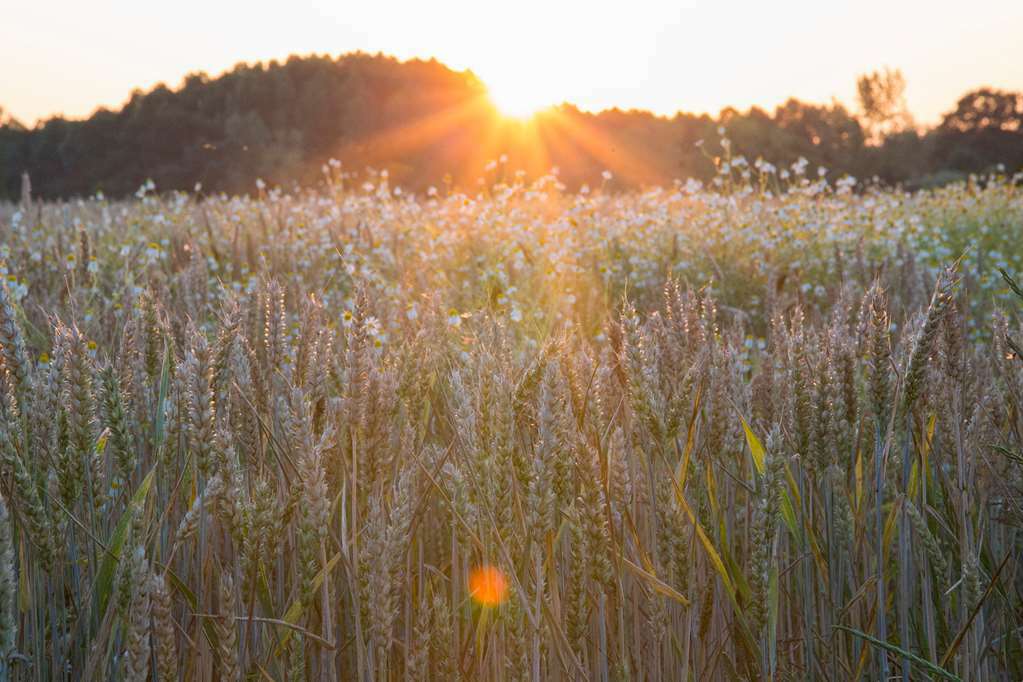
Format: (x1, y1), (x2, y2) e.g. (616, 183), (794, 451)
(1, 53), (1021, 199)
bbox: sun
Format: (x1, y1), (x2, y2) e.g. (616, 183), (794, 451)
(487, 78), (550, 120)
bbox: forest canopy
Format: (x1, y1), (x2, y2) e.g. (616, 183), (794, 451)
(2, 53), (1021, 198)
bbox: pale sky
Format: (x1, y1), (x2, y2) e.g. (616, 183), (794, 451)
(3, 0), (1022, 126)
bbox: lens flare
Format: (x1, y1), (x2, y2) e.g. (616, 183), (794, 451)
(468, 565), (508, 607)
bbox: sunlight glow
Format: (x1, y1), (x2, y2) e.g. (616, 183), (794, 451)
(487, 78), (551, 120)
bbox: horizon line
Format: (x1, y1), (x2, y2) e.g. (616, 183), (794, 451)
(5, 49), (994, 130)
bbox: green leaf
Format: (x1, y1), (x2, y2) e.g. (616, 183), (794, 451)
(779, 489), (799, 539)
(675, 384), (702, 490)
(990, 444), (1023, 465)
(740, 416), (765, 475)
(940, 551), (1011, 669)
(621, 557), (690, 607)
(164, 567), (222, 663)
(18, 539), (31, 613)
(999, 268), (1023, 301)
(834, 625), (961, 681)
(95, 466), (155, 617)
(767, 563), (779, 677)
(273, 552), (342, 656)
(152, 341), (171, 450)
(672, 481), (735, 598)
(94, 430), (109, 454)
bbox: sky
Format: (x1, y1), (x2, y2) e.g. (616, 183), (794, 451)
(3, 0), (1022, 126)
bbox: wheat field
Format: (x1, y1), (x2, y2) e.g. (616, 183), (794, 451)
(0, 161), (1021, 680)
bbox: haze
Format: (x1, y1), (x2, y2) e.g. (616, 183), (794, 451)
(3, 0), (1022, 126)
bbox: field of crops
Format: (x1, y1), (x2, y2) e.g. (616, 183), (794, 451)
(0, 161), (1021, 681)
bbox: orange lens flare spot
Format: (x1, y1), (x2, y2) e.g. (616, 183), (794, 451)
(468, 565), (508, 607)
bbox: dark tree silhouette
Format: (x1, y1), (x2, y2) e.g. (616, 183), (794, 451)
(857, 68), (913, 143)
(940, 89), (1023, 132)
(1, 55), (1021, 199)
